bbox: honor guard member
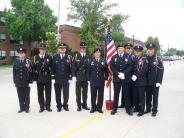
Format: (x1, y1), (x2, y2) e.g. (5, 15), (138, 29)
(110, 44), (133, 116)
(131, 45), (148, 116)
(88, 48), (108, 113)
(72, 42), (90, 111)
(145, 43), (164, 117)
(52, 43), (72, 112)
(125, 43), (134, 61)
(124, 43), (135, 108)
(33, 42), (52, 113)
(13, 48), (33, 113)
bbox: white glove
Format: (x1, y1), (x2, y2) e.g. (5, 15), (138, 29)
(118, 72), (125, 80)
(52, 79), (55, 84)
(69, 80), (72, 83)
(72, 77), (77, 82)
(131, 75), (137, 81)
(156, 83), (161, 87)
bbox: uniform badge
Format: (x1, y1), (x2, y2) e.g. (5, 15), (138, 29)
(125, 58), (128, 62)
(47, 59), (49, 62)
(139, 61), (142, 65)
(101, 62), (104, 65)
(153, 61), (156, 65)
(91, 61), (94, 65)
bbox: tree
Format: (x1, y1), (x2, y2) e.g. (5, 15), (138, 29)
(46, 32), (58, 54)
(110, 14), (129, 46)
(145, 36), (161, 55)
(4, 0), (57, 55)
(67, 0), (128, 55)
(110, 14), (129, 33)
(112, 32), (128, 46)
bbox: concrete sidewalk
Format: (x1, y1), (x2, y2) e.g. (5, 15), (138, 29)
(0, 61), (184, 138)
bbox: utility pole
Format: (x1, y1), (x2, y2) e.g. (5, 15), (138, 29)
(57, 0), (61, 43)
(132, 35), (135, 46)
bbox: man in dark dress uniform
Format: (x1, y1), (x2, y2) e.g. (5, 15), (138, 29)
(52, 43), (72, 112)
(132, 45), (149, 116)
(110, 44), (133, 116)
(33, 42), (52, 113)
(145, 43), (164, 117)
(124, 43), (135, 109)
(88, 48), (108, 113)
(13, 48), (33, 113)
(72, 42), (90, 111)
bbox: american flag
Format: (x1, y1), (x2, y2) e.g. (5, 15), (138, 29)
(106, 26), (117, 87)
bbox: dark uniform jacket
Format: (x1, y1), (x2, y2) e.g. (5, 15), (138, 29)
(146, 55), (164, 86)
(132, 56), (149, 86)
(88, 58), (108, 87)
(33, 54), (52, 83)
(110, 53), (132, 83)
(52, 54), (72, 84)
(126, 53), (135, 61)
(72, 52), (90, 82)
(13, 58), (33, 87)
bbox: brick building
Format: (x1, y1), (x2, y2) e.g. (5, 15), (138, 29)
(0, 11), (31, 64)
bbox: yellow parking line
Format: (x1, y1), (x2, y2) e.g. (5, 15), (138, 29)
(59, 111), (109, 138)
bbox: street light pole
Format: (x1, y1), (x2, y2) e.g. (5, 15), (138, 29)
(57, 0), (61, 43)
(132, 35), (135, 47)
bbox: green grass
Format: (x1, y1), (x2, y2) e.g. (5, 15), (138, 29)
(0, 64), (13, 68)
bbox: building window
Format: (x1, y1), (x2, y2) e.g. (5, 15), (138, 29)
(10, 50), (18, 57)
(0, 34), (6, 43)
(10, 35), (23, 45)
(0, 50), (6, 60)
(0, 16), (5, 26)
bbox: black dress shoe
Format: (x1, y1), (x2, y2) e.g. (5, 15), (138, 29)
(82, 106), (90, 110)
(97, 109), (103, 113)
(25, 109), (30, 113)
(39, 108), (44, 113)
(137, 112), (144, 117)
(118, 105), (125, 108)
(77, 108), (81, 111)
(64, 107), (69, 111)
(127, 110), (133, 116)
(152, 112), (157, 117)
(111, 110), (117, 115)
(90, 109), (96, 113)
(18, 109), (24, 113)
(46, 108), (52, 112)
(57, 108), (61, 112)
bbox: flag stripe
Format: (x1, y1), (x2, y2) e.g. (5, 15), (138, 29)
(106, 26), (117, 87)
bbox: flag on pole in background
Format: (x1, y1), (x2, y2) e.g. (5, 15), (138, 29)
(106, 26), (117, 87)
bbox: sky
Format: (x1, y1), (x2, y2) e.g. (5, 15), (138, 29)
(0, 0), (184, 50)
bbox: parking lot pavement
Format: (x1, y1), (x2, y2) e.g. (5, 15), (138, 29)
(0, 60), (184, 138)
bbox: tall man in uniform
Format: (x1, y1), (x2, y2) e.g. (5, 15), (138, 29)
(110, 44), (133, 116)
(88, 48), (108, 113)
(145, 43), (164, 117)
(131, 45), (148, 116)
(124, 43), (135, 108)
(52, 43), (72, 112)
(72, 42), (90, 111)
(13, 48), (33, 113)
(33, 42), (52, 112)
